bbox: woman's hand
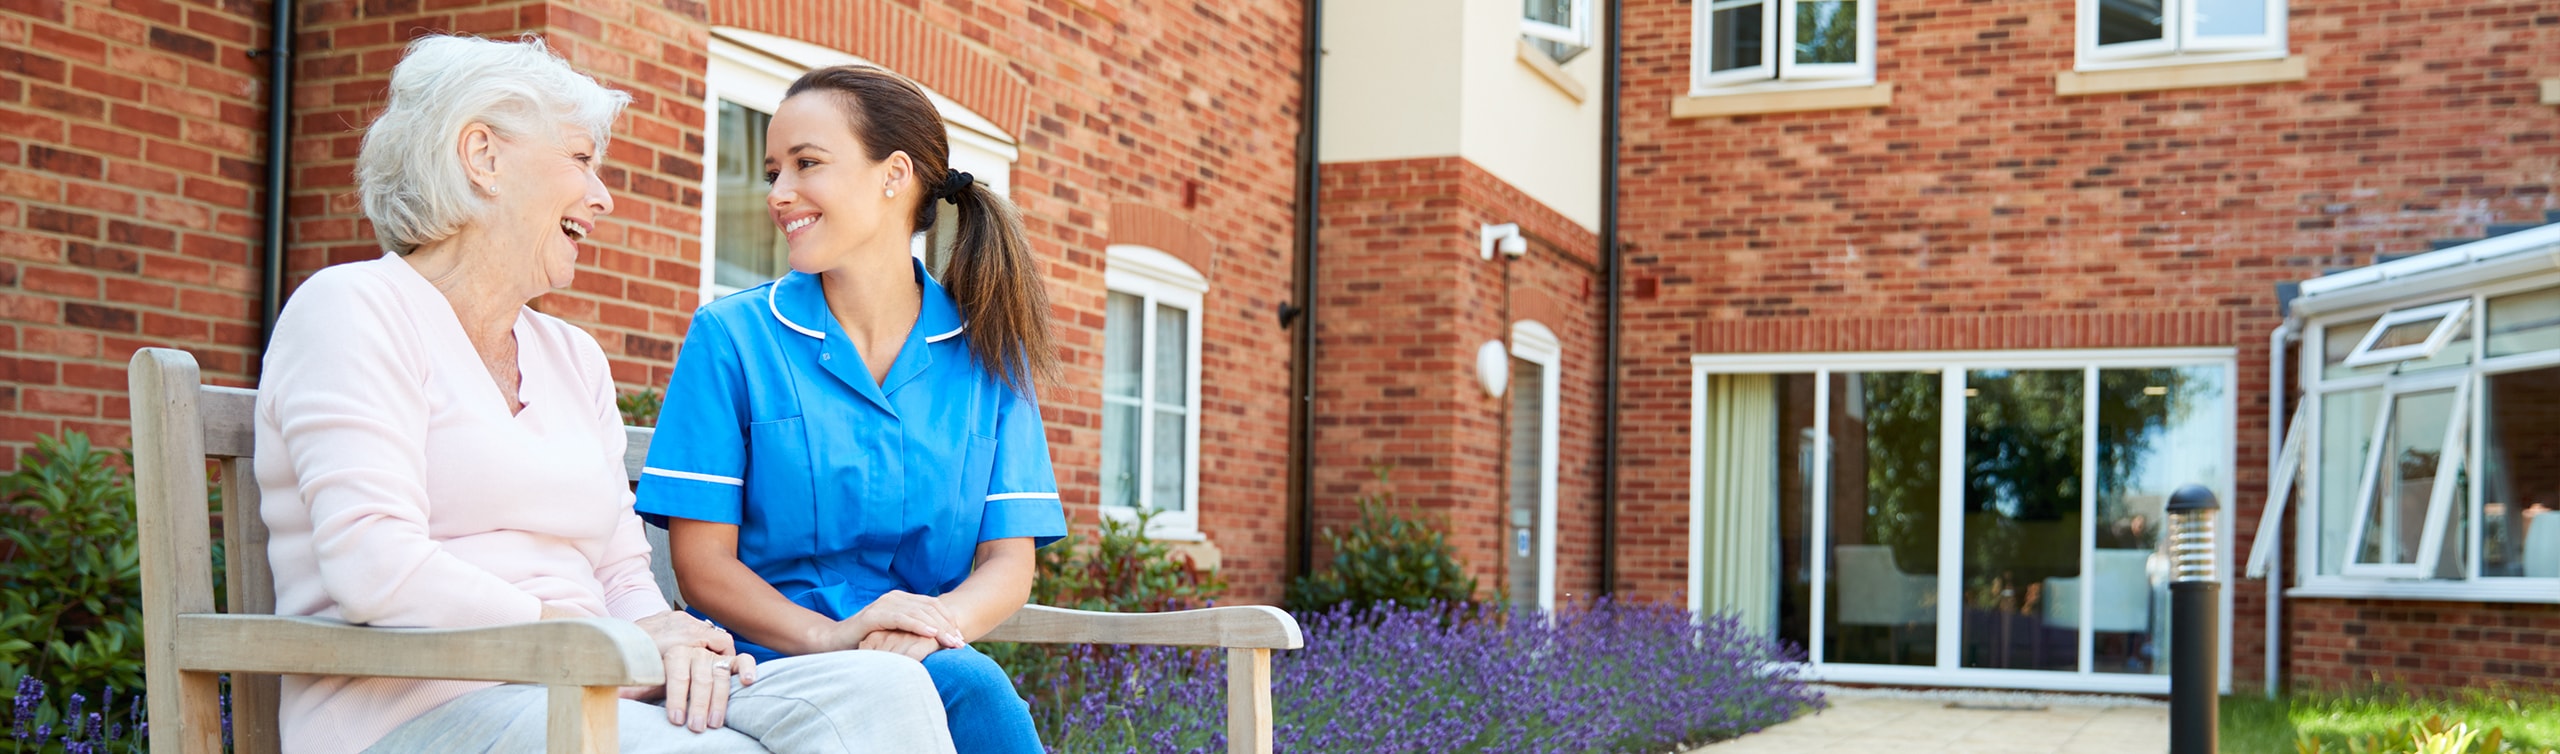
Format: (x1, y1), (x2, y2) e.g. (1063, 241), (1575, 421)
(634, 645), (759, 732)
(632, 609), (736, 657)
(842, 591), (967, 649)
(857, 629), (944, 662)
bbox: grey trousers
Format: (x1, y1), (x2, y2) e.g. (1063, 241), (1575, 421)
(364, 650), (958, 754)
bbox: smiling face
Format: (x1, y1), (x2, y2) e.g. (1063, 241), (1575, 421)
(763, 92), (919, 275)
(482, 120), (614, 293)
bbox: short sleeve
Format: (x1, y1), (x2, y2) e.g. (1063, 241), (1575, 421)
(978, 385), (1068, 548)
(634, 312), (751, 527)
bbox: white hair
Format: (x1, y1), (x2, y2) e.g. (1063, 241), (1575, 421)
(355, 34), (631, 255)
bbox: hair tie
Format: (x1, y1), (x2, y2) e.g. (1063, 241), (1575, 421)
(939, 171), (974, 204)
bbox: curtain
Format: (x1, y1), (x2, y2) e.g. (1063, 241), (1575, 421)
(1701, 374), (1779, 633)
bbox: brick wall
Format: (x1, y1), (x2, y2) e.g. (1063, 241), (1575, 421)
(1314, 156), (1606, 602)
(2290, 599), (2560, 693)
(0, 0), (273, 466)
(1616, 0), (2560, 689)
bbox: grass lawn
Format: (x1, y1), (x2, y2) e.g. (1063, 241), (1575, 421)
(2222, 690), (2560, 753)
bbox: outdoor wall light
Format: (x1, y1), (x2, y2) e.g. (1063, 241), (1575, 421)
(1481, 223), (1526, 260)
(1476, 340), (1511, 398)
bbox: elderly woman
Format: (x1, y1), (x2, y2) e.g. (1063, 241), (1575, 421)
(253, 35), (955, 754)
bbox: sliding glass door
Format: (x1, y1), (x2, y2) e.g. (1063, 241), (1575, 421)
(1693, 350), (2233, 692)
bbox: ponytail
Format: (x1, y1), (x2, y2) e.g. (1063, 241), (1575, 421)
(939, 179), (1058, 396)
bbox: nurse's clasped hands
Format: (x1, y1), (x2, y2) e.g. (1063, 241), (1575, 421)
(838, 590), (972, 661)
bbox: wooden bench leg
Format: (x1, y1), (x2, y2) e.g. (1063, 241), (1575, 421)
(1224, 647), (1273, 754)
(547, 685), (618, 754)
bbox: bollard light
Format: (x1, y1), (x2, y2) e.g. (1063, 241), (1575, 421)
(2168, 485), (2220, 583)
(2166, 484), (2220, 754)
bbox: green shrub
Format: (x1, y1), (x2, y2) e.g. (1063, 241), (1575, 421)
(618, 388), (663, 427)
(985, 509), (1226, 689)
(2292, 716), (2558, 754)
(0, 433), (147, 700)
(1284, 465), (1479, 616)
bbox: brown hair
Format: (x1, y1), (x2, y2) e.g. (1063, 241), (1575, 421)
(786, 65), (1058, 395)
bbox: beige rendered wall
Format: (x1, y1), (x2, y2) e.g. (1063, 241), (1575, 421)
(1457, 0), (1604, 231)
(1318, 0), (1464, 163)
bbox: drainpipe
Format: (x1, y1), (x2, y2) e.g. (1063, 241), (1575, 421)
(2265, 320), (2293, 698)
(255, 0), (295, 344)
(1283, 0), (1325, 580)
(1597, 0), (1623, 594)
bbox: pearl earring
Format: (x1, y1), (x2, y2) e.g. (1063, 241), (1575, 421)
(885, 189), (897, 199)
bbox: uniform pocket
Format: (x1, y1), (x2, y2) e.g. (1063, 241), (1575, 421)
(939, 433), (999, 584)
(744, 415), (815, 561)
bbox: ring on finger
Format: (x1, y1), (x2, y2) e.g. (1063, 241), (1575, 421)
(711, 659), (732, 673)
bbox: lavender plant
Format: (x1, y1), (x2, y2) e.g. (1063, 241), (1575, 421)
(7, 676), (151, 754)
(1029, 599), (1822, 754)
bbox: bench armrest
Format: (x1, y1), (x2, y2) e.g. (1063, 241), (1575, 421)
(174, 614), (661, 686)
(981, 605), (1303, 650)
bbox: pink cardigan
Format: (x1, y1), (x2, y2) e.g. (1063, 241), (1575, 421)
(254, 256), (668, 753)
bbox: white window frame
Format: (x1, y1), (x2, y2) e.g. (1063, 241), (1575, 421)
(2335, 377), (2470, 579)
(1101, 244), (1207, 540)
(1509, 320), (1563, 612)
(1521, 0), (1591, 48)
(1691, 0), (1877, 95)
(2342, 299), (2471, 368)
(700, 29), (1019, 301)
(2290, 269), (2560, 603)
(1688, 347), (2237, 696)
(2075, 0), (2287, 72)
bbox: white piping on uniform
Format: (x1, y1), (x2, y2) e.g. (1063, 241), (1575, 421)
(641, 467), (745, 486)
(985, 491), (1060, 501)
(768, 284), (825, 339)
(924, 324), (966, 343)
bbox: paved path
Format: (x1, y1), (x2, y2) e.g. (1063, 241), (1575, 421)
(1688, 687), (2169, 754)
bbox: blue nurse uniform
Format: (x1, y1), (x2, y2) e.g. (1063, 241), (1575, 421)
(635, 259), (1064, 754)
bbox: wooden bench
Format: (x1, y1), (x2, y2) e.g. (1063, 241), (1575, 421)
(130, 347), (1302, 754)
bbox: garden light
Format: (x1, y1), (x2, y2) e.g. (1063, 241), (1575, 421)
(2167, 484), (2220, 754)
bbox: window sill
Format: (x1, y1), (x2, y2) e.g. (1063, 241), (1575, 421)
(1516, 39), (1588, 103)
(1671, 82), (1893, 119)
(2286, 578), (2560, 605)
(2544, 78), (2560, 106)
(2055, 56), (2307, 97)
(1098, 506), (1206, 542)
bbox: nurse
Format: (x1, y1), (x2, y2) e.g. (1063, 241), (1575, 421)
(636, 64), (1065, 754)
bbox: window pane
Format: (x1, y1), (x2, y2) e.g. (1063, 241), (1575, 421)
(1824, 371), (1940, 667)
(2316, 388), (2382, 576)
(2097, 0), (2167, 46)
(1104, 293), (1143, 398)
(1793, 0), (1858, 65)
(2398, 317), (2472, 374)
(2482, 366), (2560, 578)
(1101, 402), (1141, 509)
(1772, 374), (1818, 655)
(2092, 367), (2230, 675)
(1524, 0), (1571, 26)
(1151, 408), (1186, 514)
(1710, 0), (1767, 73)
(2193, 0), (2268, 37)
(2487, 286), (2560, 358)
(1154, 304), (1189, 406)
(2321, 317), (2388, 380)
(2353, 390), (2457, 568)
(1509, 358), (1551, 613)
(1961, 369), (2083, 672)
(714, 101), (788, 291)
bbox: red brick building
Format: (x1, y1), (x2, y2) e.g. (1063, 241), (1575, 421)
(7, 0), (2559, 697)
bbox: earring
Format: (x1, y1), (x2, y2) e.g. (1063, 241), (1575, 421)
(885, 189), (897, 199)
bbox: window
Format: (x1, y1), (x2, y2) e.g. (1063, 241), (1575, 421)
(1693, 0), (1874, 92)
(2288, 277), (2560, 601)
(2077, 0), (2285, 69)
(701, 29), (1018, 300)
(1101, 245), (1207, 539)
(1693, 349), (2234, 693)
(1522, 0), (1591, 64)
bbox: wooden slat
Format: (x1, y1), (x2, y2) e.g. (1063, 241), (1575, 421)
(198, 385), (257, 459)
(131, 348), (225, 754)
(1225, 648), (1274, 754)
(624, 426), (654, 480)
(175, 614), (661, 686)
(547, 685), (619, 754)
(217, 458), (282, 754)
(981, 605), (1303, 649)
